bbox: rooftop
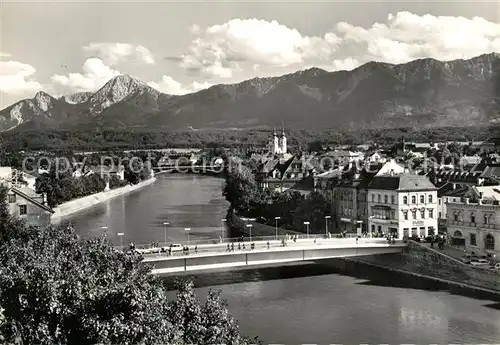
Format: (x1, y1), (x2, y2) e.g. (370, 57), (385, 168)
(368, 173), (436, 191)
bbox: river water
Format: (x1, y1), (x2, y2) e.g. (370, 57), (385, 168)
(63, 174), (500, 344)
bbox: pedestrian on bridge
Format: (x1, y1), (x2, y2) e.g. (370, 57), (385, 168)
(267, 241), (270, 249)
(195, 245), (198, 253)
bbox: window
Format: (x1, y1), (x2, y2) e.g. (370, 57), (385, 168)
(403, 210), (408, 220)
(411, 209), (417, 219)
(484, 214), (489, 224)
(377, 194), (381, 202)
(8, 194), (16, 203)
(420, 210), (425, 219)
(420, 195), (425, 203)
(391, 195), (395, 204)
(485, 234), (495, 251)
(384, 195), (388, 204)
(470, 213), (476, 223)
(403, 196), (408, 204)
(428, 209), (434, 219)
(454, 213), (459, 222)
(470, 233), (477, 246)
(429, 195), (433, 203)
(411, 196), (416, 204)
(372, 194), (375, 202)
(438, 199), (441, 205)
(19, 205), (27, 215)
(439, 212), (442, 218)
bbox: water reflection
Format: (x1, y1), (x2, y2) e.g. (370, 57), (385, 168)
(61, 175), (229, 245)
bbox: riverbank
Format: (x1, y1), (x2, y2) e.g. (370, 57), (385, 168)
(345, 241), (500, 296)
(51, 177), (157, 221)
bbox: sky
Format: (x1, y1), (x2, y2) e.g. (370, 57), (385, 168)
(1, 0), (500, 109)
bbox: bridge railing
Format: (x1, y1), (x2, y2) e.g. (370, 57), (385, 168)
(120, 233), (367, 251)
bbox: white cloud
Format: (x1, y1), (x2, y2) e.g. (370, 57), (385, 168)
(0, 60), (42, 95)
(51, 58), (120, 93)
(180, 18), (341, 78)
(148, 75), (212, 95)
(83, 42), (155, 65)
(181, 13), (500, 78)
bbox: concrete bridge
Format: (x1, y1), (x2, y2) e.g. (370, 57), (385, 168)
(142, 237), (406, 275)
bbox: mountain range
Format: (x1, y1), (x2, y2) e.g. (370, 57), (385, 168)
(1, 53), (499, 132)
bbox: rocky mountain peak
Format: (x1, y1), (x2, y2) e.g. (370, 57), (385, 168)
(60, 92), (93, 104)
(88, 74), (160, 114)
(33, 91), (55, 112)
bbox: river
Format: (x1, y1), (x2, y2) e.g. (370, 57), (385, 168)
(63, 174), (500, 344)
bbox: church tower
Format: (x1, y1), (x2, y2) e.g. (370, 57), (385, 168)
(278, 127), (287, 154)
(267, 126), (287, 155)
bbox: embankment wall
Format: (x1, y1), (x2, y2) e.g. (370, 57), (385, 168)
(347, 241), (500, 293)
(51, 177), (156, 221)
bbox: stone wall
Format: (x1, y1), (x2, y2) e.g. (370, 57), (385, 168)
(348, 241), (500, 292)
(229, 210), (301, 237)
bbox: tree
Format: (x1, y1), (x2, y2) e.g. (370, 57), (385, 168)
(0, 186), (257, 345)
(223, 162), (260, 215)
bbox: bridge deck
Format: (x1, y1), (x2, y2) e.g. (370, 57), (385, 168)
(141, 238), (406, 274)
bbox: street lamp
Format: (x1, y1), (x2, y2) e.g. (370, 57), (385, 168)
(117, 232), (124, 249)
(246, 224), (253, 242)
(185, 228), (191, 245)
(274, 216), (281, 240)
(163, 222), (169, 245)
(303, 221), (310, 238)
(221, 219), (227, 242)
(325, 216), (331, 236)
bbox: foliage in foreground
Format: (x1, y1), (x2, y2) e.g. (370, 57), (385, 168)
(0, 187), (258, 345)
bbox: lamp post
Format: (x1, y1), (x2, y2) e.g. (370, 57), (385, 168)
(303, 221), (310, 238)
(274, 216), (281, 240)
(185, 228), (191, 245)
(325, 215), (331, 237)
(246, 224), (253, 242)
(221, 219), (227, 242)
(163, 222), (169, 246)
(117, 232), (124, 249)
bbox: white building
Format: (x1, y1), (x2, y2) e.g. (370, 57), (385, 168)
(267, 128), (287, 155)
(367, 152), (387, 164)
(375, 159), (407, 176)
(447, 195), (499, 257)
(367, 174), (438, 239)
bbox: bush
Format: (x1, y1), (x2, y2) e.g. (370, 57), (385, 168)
(0, 186), (257, 345)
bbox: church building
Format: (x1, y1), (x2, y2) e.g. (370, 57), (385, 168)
(267, 128), (287, 155)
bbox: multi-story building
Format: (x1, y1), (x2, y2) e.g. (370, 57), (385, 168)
(256, 155), (317, 193)
(367, 173), (438, 238)
(333, 170), (375, 235)
(446, 190), (499, 256)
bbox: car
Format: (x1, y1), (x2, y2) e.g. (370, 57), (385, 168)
(489, 263), (500, 271)
(461, 254), (472, 264)
(169, 243), (183, 252)
(410, 235), (421, 242)
(470, 259), (490, 267)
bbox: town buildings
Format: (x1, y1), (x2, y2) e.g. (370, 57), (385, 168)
(446, 189), (499, 257)
(367, 173), (438, 239)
